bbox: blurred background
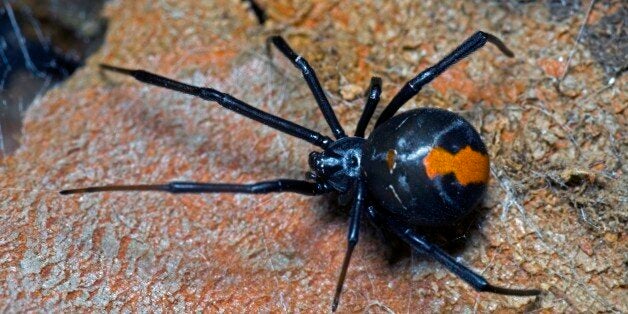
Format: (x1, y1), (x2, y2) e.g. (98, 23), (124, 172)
(0, 0), (106, 155)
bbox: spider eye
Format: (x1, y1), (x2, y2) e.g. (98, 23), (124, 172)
(348, 155), (358, 167)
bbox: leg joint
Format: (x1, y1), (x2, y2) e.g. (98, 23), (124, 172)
(294, 57), (311, 75)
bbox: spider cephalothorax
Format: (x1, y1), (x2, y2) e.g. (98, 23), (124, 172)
(308, 137), (365, 193)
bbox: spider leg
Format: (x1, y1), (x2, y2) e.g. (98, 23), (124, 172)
(60, 179), (330, 196)
(270, 36), (347, 139)
(99, 64), (332, 148)
(332, 181), (366, 312)
(374, 31), (514, 127)
(354, 77), (382, 138)
(243, 0), (266, 24)
(366, 207), (541, 297)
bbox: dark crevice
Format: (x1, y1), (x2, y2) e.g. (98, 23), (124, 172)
(0, 0), (108, 155)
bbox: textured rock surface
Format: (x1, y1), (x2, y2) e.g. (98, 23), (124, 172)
(1, 0), (625, 312)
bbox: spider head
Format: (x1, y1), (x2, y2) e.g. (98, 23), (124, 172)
(307, 137), (365, 193)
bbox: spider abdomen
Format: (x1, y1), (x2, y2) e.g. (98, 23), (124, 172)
(363, 108), (489, 226)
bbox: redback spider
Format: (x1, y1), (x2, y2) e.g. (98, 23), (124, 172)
(61, 4), (541, 311)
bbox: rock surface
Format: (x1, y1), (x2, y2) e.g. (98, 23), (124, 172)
(1, 0), (625, 312)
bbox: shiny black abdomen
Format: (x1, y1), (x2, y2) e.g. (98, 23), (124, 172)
(363, 108), (489, 227)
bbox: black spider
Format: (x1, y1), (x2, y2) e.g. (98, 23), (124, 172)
(61, 4), (541, 311)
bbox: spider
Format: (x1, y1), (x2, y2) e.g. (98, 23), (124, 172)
(60, 25), (541, 312)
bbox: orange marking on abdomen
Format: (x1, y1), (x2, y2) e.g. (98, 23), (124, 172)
(386, 149), (397, 172)
(423, 146), (489, 185)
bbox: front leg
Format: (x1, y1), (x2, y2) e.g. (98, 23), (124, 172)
(60, 179), (330, 196)
(270, 36), (347, 139)
(331, 181), (366, 312)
